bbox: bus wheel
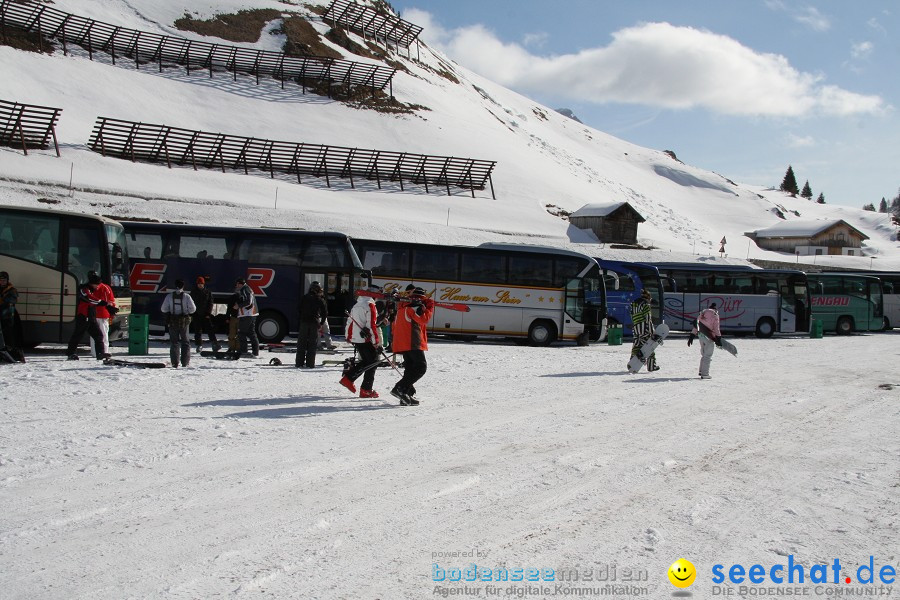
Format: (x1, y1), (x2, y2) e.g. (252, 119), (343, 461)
(836, 316), (854, 335)
(257, 311), (288, 343)
(576, 331), (590, 346)
(754, 317), (776, 338)
(882, 317), (891, 331)
(528, 320), (557, 346)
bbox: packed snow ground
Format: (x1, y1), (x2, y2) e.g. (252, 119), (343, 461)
(2, 332), (898, 599)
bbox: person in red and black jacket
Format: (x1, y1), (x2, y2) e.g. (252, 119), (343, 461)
(390, 286), (435, 406)
(66, 272), (117, 359)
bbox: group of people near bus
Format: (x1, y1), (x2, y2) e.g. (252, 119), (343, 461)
(336, 284), (435, 406)
(295, 280), (435, 406)
(159, 276), (260, 367)
(629, 288), (724, 379)
(39, 270), (717, 394)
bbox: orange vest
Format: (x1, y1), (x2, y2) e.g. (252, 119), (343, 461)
(391, 304), (433, 353)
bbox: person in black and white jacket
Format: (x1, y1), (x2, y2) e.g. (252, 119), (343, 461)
(233, 277), (259, 359)
(161, 279), (197, 368)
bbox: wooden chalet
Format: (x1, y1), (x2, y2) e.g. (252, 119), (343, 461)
(569, 202), (645, 245)
(745, 219), (869, 256)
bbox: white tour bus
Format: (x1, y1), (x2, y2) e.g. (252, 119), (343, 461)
(649, 264), (810, 338)
(352, 239), (607, 345)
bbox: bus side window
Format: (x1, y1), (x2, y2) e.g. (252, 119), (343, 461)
(461, 252), (507, 284)
(413, 249), (458, 281)
(509, 256), (551, 287)
(68, 226), (103, 283)
(2, 213), (60, 267)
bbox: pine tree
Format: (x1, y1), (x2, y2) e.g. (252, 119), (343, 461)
(879, 198), (888, 213)
(780, 166), (799, 196)
(892, 190), (900, 218)
(816, 193), (825, 204)
(862, 203), (876, 211)
(800, 181), (813, 200)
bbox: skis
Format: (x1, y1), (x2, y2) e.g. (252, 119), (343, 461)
(103, 357), (167, 369)
(355, 289), (470, 312)
(627, 323), (670, 373)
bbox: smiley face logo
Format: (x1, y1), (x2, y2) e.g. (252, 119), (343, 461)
(668, 558), (696, 588)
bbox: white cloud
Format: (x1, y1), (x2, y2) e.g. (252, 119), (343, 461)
(522, 32), (549, 49)
(851, 41), (873, 60)
(793, 7), (831, 32)
(786, 133), (815, 148)
(765, 2), (831, 32)
(418, 17), (884, 118)
(867, 17), (887, 35)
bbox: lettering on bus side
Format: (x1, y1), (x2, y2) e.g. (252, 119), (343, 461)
(492, 290), (523, 305)
(246, 268), (275, 297)
(811, 296), (850, 307)
(440, 287), (471, 302)
(130, 262), (166, 293)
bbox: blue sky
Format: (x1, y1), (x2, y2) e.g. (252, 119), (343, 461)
(400, 1), (899, 209)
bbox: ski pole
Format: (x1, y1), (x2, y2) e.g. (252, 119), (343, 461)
(345, 310), (402, 377)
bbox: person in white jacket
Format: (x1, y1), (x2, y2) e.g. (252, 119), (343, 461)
(339, 289), (382, 398)
(161, 279), (197, 368)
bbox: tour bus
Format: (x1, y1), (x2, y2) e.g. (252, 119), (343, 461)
(649, 264), (810, 337)
(351, 239), (607, 345)
(806, 272), (883, 334)
(0, 204), (131, 346)
(830, 271), (900, 330)
(122, 222), (369, 342)
(596, 259), (664, 336)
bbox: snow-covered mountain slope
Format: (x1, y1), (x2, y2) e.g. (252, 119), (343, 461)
(1, 0), (897, 268)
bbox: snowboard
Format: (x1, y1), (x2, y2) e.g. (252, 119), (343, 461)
(720, 337), (738, 357)
(103, 357), (167, 369)
(626, 323), (670, 374)
(201, 350), (239, 360)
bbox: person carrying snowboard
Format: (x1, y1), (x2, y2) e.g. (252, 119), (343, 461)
(629, 288), (660, 372)
(390, 286), (435, 406)
(339, 287), (382, 398)
(688, 302), (722, 379)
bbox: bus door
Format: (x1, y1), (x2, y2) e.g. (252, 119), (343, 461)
(777, 284), (797, 334)
(320, 272), (357, 336)
(868, 279), (884, 330)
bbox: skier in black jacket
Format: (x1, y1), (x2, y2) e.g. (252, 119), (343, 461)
(190, 276), (220, 353)
(296, 281), (328, 368)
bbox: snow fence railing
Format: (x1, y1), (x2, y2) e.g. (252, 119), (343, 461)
(0, 1), (397, 98)
(87, 116), (497, 198)
(0, 99), (61, 156)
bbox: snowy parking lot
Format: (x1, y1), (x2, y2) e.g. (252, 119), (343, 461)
(1, 333), (898, 599)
